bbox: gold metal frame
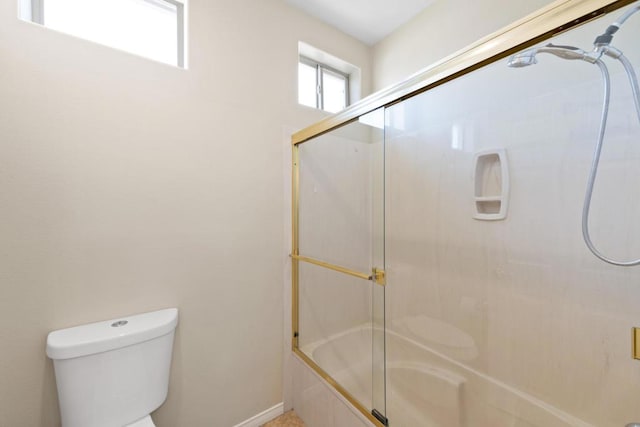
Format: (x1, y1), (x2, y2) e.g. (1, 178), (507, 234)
(291, 254), (387, 285)
(291, 1), (634, 425)
(292, 0), (634, 147)
(291, 255), (372, 281)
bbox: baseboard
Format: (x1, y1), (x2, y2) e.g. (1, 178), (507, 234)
(232, 402), (284, 427)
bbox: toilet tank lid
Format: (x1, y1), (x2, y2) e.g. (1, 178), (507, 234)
(46, 308), (178, 360)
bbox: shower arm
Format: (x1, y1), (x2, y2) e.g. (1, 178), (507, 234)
(593, 4), (640, 48)
(614, 4), (640, 27)
(592, 2), (640, 120)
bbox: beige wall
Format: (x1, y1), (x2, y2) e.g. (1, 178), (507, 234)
(372, 0), (555, 91)
(0, 1), (371, 426)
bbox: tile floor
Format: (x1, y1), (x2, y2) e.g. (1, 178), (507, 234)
(262, 410), (305, 426)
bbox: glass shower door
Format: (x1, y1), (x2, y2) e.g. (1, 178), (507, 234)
(382, 5), (640, 425)
(294, 108), (387, 424)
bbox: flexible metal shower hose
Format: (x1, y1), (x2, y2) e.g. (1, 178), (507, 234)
(581, 53), (640, 266)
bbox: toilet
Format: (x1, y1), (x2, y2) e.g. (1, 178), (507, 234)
(46, 308), (179, 427)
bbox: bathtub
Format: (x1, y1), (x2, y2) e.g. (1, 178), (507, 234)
(301, 325), (593, 427)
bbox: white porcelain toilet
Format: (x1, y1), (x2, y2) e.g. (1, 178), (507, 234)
(46, 308), (179, 427)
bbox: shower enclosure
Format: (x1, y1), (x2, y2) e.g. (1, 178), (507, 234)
(291, 1), (640, 426)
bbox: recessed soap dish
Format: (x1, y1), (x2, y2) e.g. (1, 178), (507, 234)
(473, 149), (509, 221)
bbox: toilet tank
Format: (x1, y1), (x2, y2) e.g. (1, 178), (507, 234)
(46, 308), (179, 427)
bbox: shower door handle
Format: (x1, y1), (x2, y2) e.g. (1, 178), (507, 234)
(291, 254), (385, 286)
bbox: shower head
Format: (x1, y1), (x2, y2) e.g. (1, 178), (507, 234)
(507, 51), (537, 68)
(507, 43), (596, 68)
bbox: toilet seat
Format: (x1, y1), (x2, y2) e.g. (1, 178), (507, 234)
(125, 415), (155, 427)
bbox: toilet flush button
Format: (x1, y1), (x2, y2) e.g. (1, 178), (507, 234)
(111, 320), (128, 328)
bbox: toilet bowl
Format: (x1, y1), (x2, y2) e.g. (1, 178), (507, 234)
(46, 308), (178, 427)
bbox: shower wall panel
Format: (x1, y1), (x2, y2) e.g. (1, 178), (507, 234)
(384, 5), (640, 426)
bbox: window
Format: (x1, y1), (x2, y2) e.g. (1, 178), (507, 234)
(298, 56), (349, 113)
(19, 0), (186, 68)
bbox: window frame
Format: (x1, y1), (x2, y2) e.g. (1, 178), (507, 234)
(26, 0), (186, 68)
(299, 55), (350, 112)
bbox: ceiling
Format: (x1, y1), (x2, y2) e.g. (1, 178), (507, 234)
(286, 0), (437, 45)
